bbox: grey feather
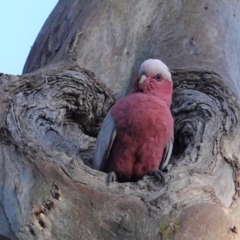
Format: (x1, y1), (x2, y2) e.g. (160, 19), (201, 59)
(93, 111), (116, 171)
(160, 135), (174, 170)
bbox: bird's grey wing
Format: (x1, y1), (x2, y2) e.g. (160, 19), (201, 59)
(93, 111), (116, 171)
(160, 135), (174, 170)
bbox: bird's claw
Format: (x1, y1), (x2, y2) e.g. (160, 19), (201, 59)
(150, 169), (165, 185)
(107, 171), (117, 184)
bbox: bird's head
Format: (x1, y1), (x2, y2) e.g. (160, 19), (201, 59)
(133, 59), (173, 106)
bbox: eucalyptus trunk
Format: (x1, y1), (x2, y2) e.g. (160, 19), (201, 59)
(1, 0), (240, 239)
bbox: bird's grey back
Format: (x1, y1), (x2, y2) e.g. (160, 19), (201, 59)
(93, 111), (116, 170)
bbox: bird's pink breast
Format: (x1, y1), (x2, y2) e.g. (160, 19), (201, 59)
(107, 93), (173, 181)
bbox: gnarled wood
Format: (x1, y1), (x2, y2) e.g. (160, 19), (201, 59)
(1, 0), (240, 239)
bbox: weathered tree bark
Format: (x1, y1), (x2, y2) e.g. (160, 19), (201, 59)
(1, 0), (240, 239)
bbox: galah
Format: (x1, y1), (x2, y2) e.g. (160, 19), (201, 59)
(93, 59), (174, 183)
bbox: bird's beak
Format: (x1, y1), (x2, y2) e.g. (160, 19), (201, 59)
(139, 75), (147, 88)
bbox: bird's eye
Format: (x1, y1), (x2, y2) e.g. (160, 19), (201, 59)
(155, 74), (162, 81)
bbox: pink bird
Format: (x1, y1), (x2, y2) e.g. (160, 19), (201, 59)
(93, 59), (174, 183)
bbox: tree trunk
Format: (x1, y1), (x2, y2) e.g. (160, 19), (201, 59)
(1, 0), (240, 239)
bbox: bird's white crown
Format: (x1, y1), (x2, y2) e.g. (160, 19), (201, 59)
(139, 59), (172, 82)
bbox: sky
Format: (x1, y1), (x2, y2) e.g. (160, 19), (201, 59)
(0, 1), (58, 75)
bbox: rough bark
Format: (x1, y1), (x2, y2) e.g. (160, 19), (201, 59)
(1, 0), (240, 239)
